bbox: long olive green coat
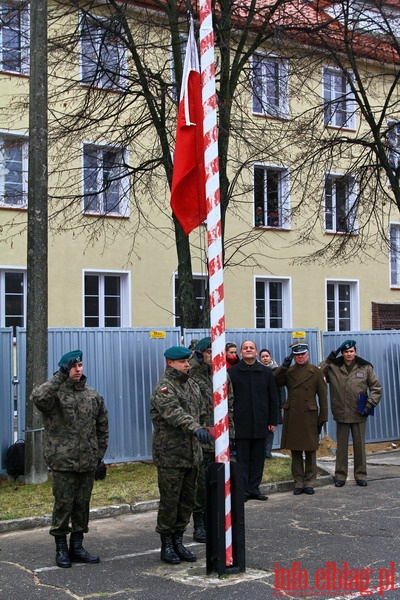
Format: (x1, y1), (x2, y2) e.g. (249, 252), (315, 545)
(274, 363), (328, 451)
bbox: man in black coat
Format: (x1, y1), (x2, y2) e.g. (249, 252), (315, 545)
(228, 340), (279, 501)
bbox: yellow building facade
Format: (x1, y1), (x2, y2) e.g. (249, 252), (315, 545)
(1, 0), (400, 333)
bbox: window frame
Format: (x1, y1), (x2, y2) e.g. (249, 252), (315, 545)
(324, 172), (358, 234)
(252, 52), (289, 119)
(322, 66), (356, 130)
(325, 279), (360, 332)
(254, 276), (292, 329)
(389, 223), (400, 288)
(253, 163), (290, 229)
(173, 273), (208, 328)
(82, 269), (131, 328)
(0, 0), (29, 75)
(0, 267), (26, 335)
(0, 131), (28, 208)
(82, 142), (130, 217)
(80, 12), (127, 90)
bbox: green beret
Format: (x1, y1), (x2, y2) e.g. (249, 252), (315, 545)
(290, 342), (308, 354)
(195, 337), (212, 352)
(339, 339), (356, 352)
(58, 349), (83, 368)
(164, 346), (192, 360)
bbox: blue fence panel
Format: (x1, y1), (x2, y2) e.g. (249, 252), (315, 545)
(321, 331), (400, 444)
(16, 328), (181, 463)
(0, 328), (14, 474)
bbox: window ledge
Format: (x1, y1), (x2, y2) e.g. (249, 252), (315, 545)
(254, 225), (290, 231)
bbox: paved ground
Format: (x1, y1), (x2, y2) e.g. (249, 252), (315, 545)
(1, 451), (400, 600)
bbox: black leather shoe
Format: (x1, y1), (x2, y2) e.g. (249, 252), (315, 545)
(334, 480), (345, 487)
(248, 493), (268, 501)
(304, 487), (315, 495)
(356, 480), (368, 487)
(293, 488), (304, 495)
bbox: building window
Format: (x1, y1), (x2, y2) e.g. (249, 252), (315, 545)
(323, 67), (356, 129)
(390, 223), (400, 288)
(0, 1), (29, 74)
(0, 135), (28, 208)
(387, 121), (400, 177)
(0, 269), (26, 335)
(254, 165), (289, 228)
(80, 13), (127, 90)
(324, 174), (357, 233)
(83, 144), (129, 216)
(255, 278), (291, 328)
(252, 54), (288, 119)
(326, 280), (359, 331)
(174, 274), (209, 328)
(84, 271), (130, 327)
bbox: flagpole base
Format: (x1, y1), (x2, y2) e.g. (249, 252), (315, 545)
(205, 461), (246, 576)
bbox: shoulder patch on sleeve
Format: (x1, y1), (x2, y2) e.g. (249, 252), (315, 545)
(160, 386), (169, 393)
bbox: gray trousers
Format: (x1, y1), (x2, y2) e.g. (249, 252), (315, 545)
(335, 421), (367, 482)
(291, 450), (317, 488)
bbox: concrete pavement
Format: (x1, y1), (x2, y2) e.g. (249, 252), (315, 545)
(1, 451), (400, 599)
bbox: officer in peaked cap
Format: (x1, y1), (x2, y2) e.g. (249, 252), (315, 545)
(320, 339), (382, 488)
(274, 340), (327, 495)
(150, 345), (211, 564)
(290, 341), (309, 355)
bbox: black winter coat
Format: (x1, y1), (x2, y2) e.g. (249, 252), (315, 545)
(228, 359), (279, 438)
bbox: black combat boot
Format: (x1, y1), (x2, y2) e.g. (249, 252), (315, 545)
(55, 535), (71, 568)
(160, 534), (181, 564)
(69, 532), (100, 563)
(192, 512), (206, 543)
(173, 532), (197, 562)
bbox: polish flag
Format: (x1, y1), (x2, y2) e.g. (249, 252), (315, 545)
(170, 16), (206, 235)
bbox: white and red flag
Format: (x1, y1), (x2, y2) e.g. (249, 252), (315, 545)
(170, 16), (207, 235)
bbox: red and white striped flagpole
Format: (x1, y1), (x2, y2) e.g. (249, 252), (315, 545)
(199, 0), (232, 567)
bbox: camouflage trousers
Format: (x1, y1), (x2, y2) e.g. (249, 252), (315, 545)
(193, 450), (214, 515)
(156, 466), (198, 535)
(50, 470), (95, 537)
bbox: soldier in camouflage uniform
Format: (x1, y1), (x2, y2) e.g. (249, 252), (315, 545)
(150, 345), (211, 564)
(189, 337), (235, 543)
(31, 350), (109, 569)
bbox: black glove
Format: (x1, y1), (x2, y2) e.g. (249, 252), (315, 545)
(229, 438), (236, 455)
(317, 422), (326, 435)
(59, 359), (76, 376)
(327, 347), (341, 361)
(282, 353), (293, 368)
(361, 405), (371, 417)
(95, 460), (107, 481)
(195, 428), (211, 444)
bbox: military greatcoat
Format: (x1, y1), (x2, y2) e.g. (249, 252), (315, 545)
(274, 363), (328, 451)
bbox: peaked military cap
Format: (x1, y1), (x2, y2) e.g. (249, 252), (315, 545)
(164, 346), (192, 360)
(339, 339), (356, 352)
(195, 337), (212, 352)
(58, 349), (83, 368)
(290, 341), (309, 354)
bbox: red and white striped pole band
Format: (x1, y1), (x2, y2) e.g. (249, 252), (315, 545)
(199, 0), (232, 567)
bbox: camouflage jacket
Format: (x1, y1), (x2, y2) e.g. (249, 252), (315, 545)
(189, 359), (235, 452)
(150, 366), (205, 468)
(31, 371), (109, 472)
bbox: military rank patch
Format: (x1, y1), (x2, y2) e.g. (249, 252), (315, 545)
(160, 386), (169, 393)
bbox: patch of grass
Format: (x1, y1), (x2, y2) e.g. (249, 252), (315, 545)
(0, 458), (293, 521)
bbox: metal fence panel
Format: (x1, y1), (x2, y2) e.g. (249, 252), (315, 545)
(16, 328), (181, 463)
(321, 331), (400, 443)
(0, 328), (14, 474)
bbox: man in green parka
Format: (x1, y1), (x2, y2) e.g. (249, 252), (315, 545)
(150, 345), (211, 564)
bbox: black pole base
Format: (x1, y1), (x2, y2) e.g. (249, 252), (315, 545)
(205, 461), (245, 576)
